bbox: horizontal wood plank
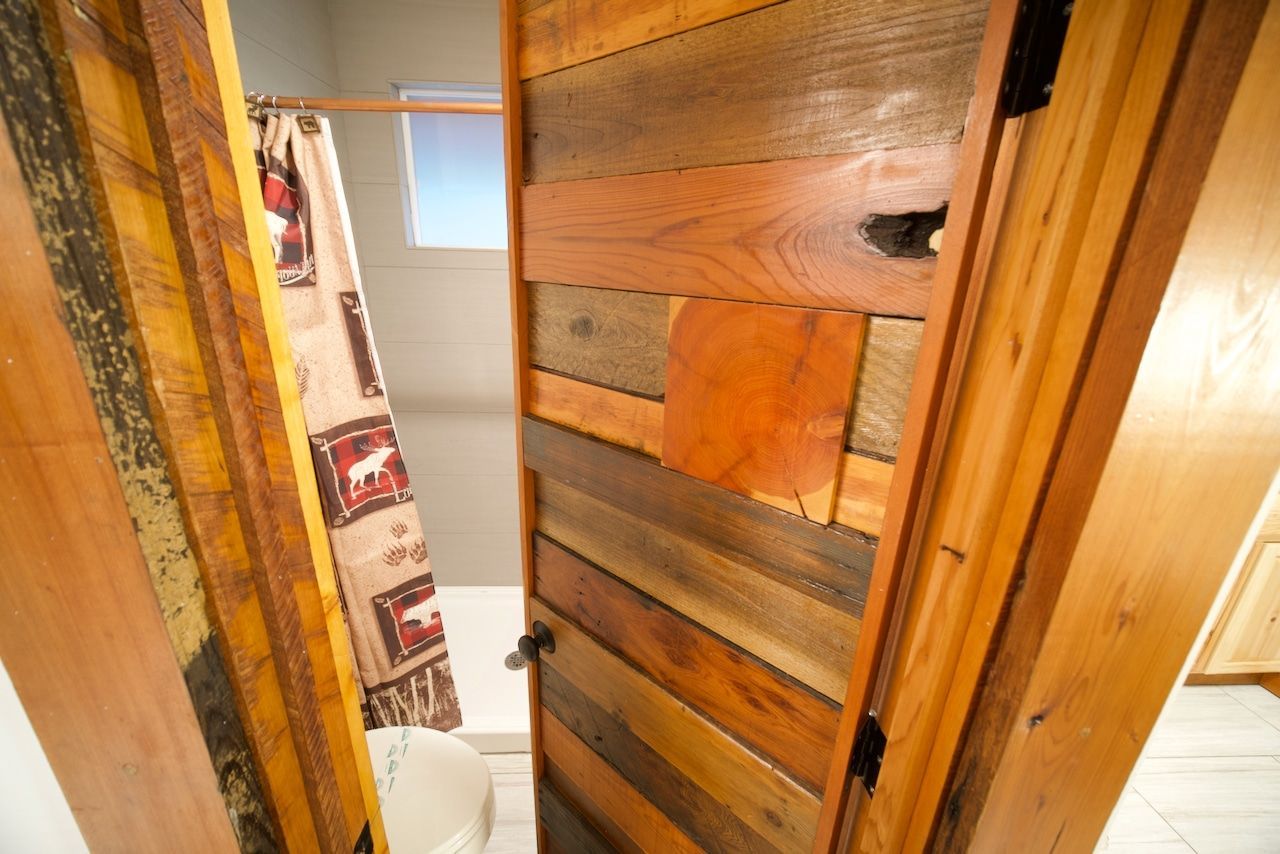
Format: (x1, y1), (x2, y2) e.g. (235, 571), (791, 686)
(521, 0), (985, 183)
(522, 147), (957, 315)
(535, 535), (838, 790)
(539, 779), (616, 854)
(517, 0), (786, 79)
(528, 281), (667, 397)
(535, 475), (857, 699)
(534, 602), (820, 851)
(847, 316), (925, 459)
(524, 416), (876, 612)
(542, 713), (700, 854)
(540, 678), (773, 854)
(529, 368), (665, 456)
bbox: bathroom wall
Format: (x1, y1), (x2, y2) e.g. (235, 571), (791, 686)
(326, 0), (521, 590)
(228, 0), (526, 745)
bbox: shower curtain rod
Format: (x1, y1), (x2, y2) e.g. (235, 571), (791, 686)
(244, 93), (502, 114)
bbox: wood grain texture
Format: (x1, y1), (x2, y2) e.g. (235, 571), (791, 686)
(36, 1), (329, 847)
(539, 779), (616, 854)
(521, 0), (985, 183)
(855, 0), (1229, 849)
(521, 146), (956, 315)
(664, 298), (864, 523)
(534, 601), (821, 851)
(529, 368), (664, 456)
(540, 676), (774, 854)
(834, 453), (894, 539)
(528, 281), (667, 397)
(846, 316), (925, 460)
(1200, 543), (1280, 674)
(536, 475), (858, 700)
(517, 0), (784, 79)
(535, 535), (839, 791)
(541, 713), (700, 854)
(525, 416), (874, 615)
(964, 6), (1280, 846)
(0, 101), (240, 854)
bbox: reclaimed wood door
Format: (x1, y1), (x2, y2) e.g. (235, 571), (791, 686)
(500, 1), (996, 850)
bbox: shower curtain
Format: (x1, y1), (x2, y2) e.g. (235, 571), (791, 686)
(250, 112), (462, 732)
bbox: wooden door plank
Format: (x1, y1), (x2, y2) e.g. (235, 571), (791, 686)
(529, 281), (668, 396)
(521, 0), (985, 183)
(540, 676), (775, 854)
(834, 453), (893, 539)
(663, 298), (864, 523)
(521, 146), (956, 315)
(534, 602), (821, 851)
(528, 367), (893, 535)
(517, 0), (785, 80)
(541, 713), (700, 854)
(539, 779), (616, 854)
(529, 368), (664, 457)
(535, 535), (839, 791)
(0, 109), (240, 853)
(536, 476), (858, 699)
(846, 316), (925, 460)
(525, 417), (875, 612)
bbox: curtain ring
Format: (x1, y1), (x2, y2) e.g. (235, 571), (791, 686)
(257, 93), (265, 107)
(299, 97), (306, 112)
(272, 95), (279, 112)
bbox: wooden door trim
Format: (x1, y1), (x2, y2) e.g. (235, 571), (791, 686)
(848, 0), (1273, 850)
(810, 0), (1022, 847)
(499, 1), (546, 849)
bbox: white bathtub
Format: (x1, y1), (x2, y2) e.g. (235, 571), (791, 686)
(434, 586), (531, 753)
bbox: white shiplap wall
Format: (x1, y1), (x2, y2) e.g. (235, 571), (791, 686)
(230, 0), (520, 587)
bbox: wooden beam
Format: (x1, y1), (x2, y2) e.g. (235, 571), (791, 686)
(0, 101), (241, 854)
(953, 4), (1279, 847)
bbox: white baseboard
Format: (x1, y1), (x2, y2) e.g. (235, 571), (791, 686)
(450, 721), (532, 754)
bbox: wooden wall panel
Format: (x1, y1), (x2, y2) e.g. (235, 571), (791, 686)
(541, 713), (700, 854)
(540, 675), (775, 854)
(517, 0), (785, 79)
(539, 779), (615, 854)
(664, 298), (864, 523)
(526, 417), (874, 612)
(534, 535), (839, 791)
(521, 0), (985, 183)
(521, 147), (955, 315)
(534, 602), (821, 852)
(528, 281), (667, 396)
(536, 475), (857, 700)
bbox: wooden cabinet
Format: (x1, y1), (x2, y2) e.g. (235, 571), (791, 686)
(1196, 490), (1280, 674)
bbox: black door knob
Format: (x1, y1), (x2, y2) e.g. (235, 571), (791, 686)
(505, 620), (555, 670)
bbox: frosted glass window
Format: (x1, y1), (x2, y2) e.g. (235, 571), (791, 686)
(399, 85), (506, 250)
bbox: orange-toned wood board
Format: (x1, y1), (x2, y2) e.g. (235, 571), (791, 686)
(542, 712), (700, 854)
(517, 0), (784, 79)
(534, 601), (821, 852)
(521, 147), (956, 315)
(0, 105), (241, 853)
(663, 298), (864, 524)
(534, 534), (840, 791)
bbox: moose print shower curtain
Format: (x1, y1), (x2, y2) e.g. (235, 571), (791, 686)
(251, 112), (461, 731)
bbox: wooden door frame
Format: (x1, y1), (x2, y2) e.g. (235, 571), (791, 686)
(845, 0), (1278, 850)
(0, 0), (386, 850)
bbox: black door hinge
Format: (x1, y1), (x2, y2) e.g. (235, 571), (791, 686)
(1003, 0), (1075, 117)
(850, 711), (887, 797)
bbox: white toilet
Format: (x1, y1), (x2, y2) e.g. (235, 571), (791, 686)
(366, 726), (496, 853)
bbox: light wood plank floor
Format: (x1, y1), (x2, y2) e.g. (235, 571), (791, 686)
(484, 753), (535, 853)
(1097, 685), (1280, 853)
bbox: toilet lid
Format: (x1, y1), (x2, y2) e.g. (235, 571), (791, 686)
(366, 726), (496, 854)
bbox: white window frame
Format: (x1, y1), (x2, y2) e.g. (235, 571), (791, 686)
(391, 82), (505, 252)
